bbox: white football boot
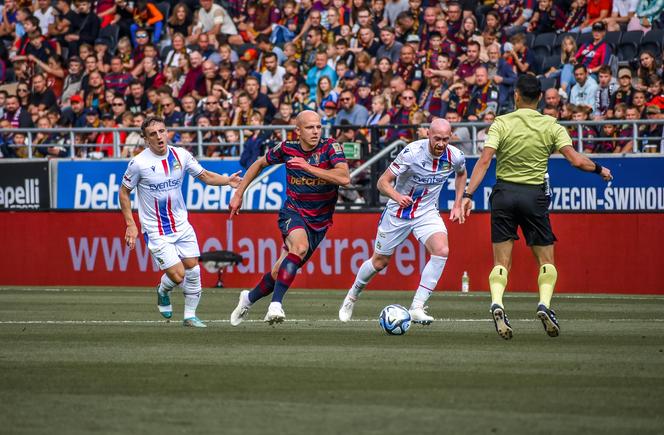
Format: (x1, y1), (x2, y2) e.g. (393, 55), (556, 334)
(409, 306), (434, 325)
(230, 290), (251, 326)
(264, 302), (286, 324)
(338, 295), (356, 322)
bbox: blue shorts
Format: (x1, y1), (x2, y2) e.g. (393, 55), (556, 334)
(277, 208), (328, 264)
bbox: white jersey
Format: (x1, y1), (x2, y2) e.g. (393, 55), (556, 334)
(386, 140), (465, 220)
(122, 146), (205, 237)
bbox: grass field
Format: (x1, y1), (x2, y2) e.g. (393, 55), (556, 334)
(1, 287), (663, 435)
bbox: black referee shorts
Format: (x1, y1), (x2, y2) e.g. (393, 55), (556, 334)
(489, 180), (557, 246)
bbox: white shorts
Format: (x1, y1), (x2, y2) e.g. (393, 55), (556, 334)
(144, 224), (200, 270)
(374, 210), (447, 256)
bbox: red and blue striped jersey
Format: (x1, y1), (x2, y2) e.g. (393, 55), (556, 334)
(387, 139), (466, 220)
(122, 146), (204, 237)
(266, 138), (346, 231)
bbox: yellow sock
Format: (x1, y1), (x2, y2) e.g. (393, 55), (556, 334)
(538, 264), (558, 308)
(489, 265), (508, 307)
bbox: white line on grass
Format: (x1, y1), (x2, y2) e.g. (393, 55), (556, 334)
(1, 318), (663, 325)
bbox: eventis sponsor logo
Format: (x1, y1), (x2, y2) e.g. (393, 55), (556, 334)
(149, 179), (180, 191)
(413, 175), (446, 184)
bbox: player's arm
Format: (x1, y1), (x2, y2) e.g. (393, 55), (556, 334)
(559, 146), (613, 180)
(229, 155), (271, 217)
(450, 167), (468, 223)
(119, 185), (138, 250)
(197, 170), (242, 188)
(461, 146), (495, 217)
(377, 168), (413, 208)
(287, 158), (351, 186)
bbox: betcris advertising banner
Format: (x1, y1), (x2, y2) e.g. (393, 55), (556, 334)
(438, 156), (664, 212)
(54, 160), (286, 210)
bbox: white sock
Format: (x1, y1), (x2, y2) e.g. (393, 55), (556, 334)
(348, 260), (379, 299)
(183, 265), (202, 319)
(412, 255), (447, 309)
(159, 274), (178, 293)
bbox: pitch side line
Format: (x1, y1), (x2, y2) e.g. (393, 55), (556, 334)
(1, 319), (663, 325)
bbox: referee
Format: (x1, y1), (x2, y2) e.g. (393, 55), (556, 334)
(460, 75), (612, 340)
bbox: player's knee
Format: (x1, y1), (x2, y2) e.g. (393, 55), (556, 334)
(289, 245), (309, 259)
(430, 246), (449, 257)
(372, 254), (390, 271)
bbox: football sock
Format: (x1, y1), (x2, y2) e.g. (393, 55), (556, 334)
(248, 272), (276, 304)
(489, 265), (508, 308)
(271, 253), (301, 303)
(538, 264), (558, 308)
(412, 255), (447, 309)
(159, 274), (178, 293)
(348, 260), (378, 299)
(183, 265), (202, 319)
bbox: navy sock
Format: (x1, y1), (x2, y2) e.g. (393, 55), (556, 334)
(248, 272), (276, 303)
(271, 253), (301, 303)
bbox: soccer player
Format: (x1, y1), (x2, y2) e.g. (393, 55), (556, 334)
(339, 118), (467, 324)
(461, 75), (613, 340)
(229, 110), (350, 325)
(120, 115), (242, 328)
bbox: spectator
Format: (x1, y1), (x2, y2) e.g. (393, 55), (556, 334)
(562, 0), (588, 32)
(636, 50), (662, 91)
(445, 109), (472, 153)
(65, 0), (100, 57)
(570, 64), (599, 112)
(192, 0), (241, 46)
(616, 105), (644, 152)
(105, 56), (133, 94)
(394, 44), (423, 92)
(640, 105), (664, 152)
(316, 75), (338, 114)
(485, 43), (517, 113)
(335, 89), (369, 125)
(126, 79), (148, 114)
(476, 109), (496, 151)
(632, 89), (648, 117)
(240, 111), (268, 170)
(245, 75), (276, 122)
(568, 105), (598, 152)
(306, 51), (337, 100)
(505, 32), (538, 76)
(178, 50), (204, 98)
(29, 73), (57, 112)
(605, 0), (638, 31)
(465, 66), (499, 121)
(384, 0), (408, 27)
(575, 21), (611, 75)
(167, 3), (193, 39)
(594, 65), (617, 118)
(578, 0), (612, 32)
(609, 68), (636, 115)
(387, 87), (417, 141)
(321, 100), (337, 126)
(180, 94), (198, 126)
(376, 26), (402, 63)
(528, 0), (566, 33)
(456, 40), (482, 85)
(260, 52), (286, 100)
(595, 121), (619, 153)
(418, 73), (445, 119)
(646, 75), (664, 110)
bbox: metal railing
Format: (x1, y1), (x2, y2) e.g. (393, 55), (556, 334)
(1, 120), (663, 159)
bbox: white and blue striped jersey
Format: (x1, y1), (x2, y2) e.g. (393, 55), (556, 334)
(122, 146), (204, 237)
(387, 140), (465, 220)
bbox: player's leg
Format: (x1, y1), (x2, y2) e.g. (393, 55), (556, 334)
(488, 182), (519, 340)
(264, 228), (309, 324)
(173, 227), (206, 327)
(148, 234), (185, 320)
(521, 183), (560, 337)
(339, 212), (410, 322)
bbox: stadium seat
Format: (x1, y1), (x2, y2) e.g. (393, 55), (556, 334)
(618, 43), (639, 62)
(526, 33), (536, 48)
(541, 54), (561, 73)
(605, 31), (622, 51)
(98, 24), (119, 55)
(621, 30), (644, 48)
(639, 29), (664, 55)
(533, 32), (556, 57)
(539, 76), (557, 91)
(156, 2), (171, 23)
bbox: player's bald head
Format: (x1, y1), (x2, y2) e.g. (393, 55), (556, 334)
(429, 118), (452, 135)
(296, 110), (321, 127)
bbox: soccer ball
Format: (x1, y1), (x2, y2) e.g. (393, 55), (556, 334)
(379, 304), (411, 336)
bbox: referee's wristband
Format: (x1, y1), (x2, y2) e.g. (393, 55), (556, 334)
(593, 162), (603, 174)
(462, 191), (473, 200)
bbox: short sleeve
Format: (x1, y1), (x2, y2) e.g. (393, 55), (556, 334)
(265, 141), (286, 165)
(178, 148), (205, 177)
(552, 122), (573, 151)
(483, 119), (503, 150)
(122, 159), (140, 190)
(453, 149), (466, 174)
(389, 146), (412, 176)
(327, 140), (346, 166)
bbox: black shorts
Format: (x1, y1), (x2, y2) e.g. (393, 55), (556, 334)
(277, 208), (328, 264)
(489, 180), (557, 246)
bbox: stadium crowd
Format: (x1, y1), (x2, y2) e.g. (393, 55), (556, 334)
(0, 0), (663, 160)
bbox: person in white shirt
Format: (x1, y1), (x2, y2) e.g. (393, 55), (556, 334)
(605, 0), (638, 31)
(33, 0), (55, 36)
(192, 0), (242, 45)
(260, 52), (286, 98)
(120, 115), (242, 328)
(339, 118), (468, 324)
(570, 64), (599, 113)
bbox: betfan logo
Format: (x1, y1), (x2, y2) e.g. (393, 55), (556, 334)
(0, 178), (41, 209)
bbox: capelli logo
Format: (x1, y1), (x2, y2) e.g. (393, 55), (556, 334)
(0, 178), (40, 209)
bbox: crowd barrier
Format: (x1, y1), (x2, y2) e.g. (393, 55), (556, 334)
(1, 211), (662, 294)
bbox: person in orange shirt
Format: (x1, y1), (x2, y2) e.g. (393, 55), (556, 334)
(129, 0), (164, 45)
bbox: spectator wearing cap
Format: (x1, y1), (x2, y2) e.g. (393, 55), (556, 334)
(322, 99), (337, 126)
(60, 94), (86, 127)
(575, 21), (611, 76)
(570, 64), (599, 113)
(340, 70), (359, 92)
(356, 78), (373, 110)
(395, 44), (423, 92)
(306, 51), (338, 101)
(376, 26), (403, 64)
(65, 0), (99, 57)
(335, 89), (369, 126)
(609, 68), (636, 115)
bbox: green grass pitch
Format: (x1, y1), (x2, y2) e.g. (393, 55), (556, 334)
(1, 287), (663, 435)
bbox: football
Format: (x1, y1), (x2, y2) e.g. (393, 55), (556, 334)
(379, 304), (411, 335)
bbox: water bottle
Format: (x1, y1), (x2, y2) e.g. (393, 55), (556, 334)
(461, 271), (469, 293)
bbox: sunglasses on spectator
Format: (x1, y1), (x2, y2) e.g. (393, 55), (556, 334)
(112, 102), (125, 106)
(402, 95), (415, 100)
(18, 88), (28, 92)
(205, 101), (218, 105)
(137, 33), (148, 38)
(340, 97), (352, 101)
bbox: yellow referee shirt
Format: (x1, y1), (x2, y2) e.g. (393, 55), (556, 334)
(484, 108), (573, 185)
